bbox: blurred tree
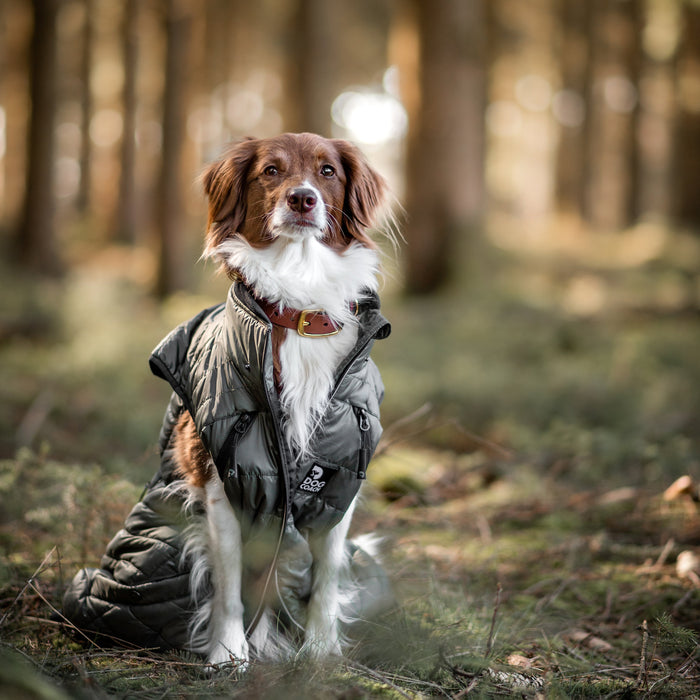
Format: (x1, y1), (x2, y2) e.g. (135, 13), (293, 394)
(115, 0), (138, 243)
(203, 0), (236, 101)
(555, 0), (590, 216)
(0, 2), (30, 230)
(202, 0), (265, 142)
(636, 1), (676, 221)
(583, 0), (642, 231)
(674, 0), (700, 227)
(403, 0), (485, 294)
(286, 0), (339, 135)
(77, 0), (94, 214)
(155, 0), (191, 297)
(14, 0), (60, 274)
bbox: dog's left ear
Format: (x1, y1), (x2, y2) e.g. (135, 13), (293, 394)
(202, 137), (259, 257)
(333, 140), (388, 245)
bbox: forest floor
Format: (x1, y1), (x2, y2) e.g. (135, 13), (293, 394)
(1, 221), (699, 698)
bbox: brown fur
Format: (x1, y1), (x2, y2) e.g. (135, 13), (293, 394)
(173, 412), (212, 488)
(202, 132), (387, 269)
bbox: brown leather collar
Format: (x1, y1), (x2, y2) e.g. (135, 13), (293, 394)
(257, 299), (358, 337)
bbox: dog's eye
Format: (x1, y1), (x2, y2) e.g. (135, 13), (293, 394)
(320, 165), (335, 177)
(263, 165), (279, 177)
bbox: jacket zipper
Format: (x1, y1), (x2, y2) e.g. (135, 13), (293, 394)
(246, 329), (291, 639)
(327, 317), (386, 480)
(216, 412), (254, 481)
(354, 406), (371, 480)
(329, 329), (378, 402)
(245, 297), (381, 636)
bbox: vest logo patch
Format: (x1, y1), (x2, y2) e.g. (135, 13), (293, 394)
(299, 464), (334, 494)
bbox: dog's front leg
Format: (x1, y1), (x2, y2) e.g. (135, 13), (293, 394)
(303, 497), (357, 658)
(204, 476), (249, 669)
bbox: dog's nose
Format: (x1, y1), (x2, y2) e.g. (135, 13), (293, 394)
(287, 187), (317, 214)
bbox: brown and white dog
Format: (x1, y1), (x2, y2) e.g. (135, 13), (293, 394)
(172, 133), (389, 667)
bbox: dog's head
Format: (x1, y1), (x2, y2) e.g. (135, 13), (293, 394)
(202, 133), (388, 269)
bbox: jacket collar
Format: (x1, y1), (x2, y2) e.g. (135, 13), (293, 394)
(228, 280), (390, 347)
(149, 282), (391, 416)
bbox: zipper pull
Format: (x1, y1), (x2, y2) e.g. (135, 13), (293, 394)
(356, 407), (370, 480)
(234, 413), (252, 434)
(220, 412), (254, 481)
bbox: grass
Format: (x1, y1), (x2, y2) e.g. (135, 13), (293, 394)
(1, 223), (700, 697)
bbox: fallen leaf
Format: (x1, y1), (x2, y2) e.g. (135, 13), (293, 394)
(598, 487), (638, 505)
(566, 629), (613, 653)
(676, 550), (700, 586)
(664, 475), (696, 501)
(507, 653), (534, 669)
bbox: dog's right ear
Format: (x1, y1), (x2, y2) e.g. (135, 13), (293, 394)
(202, 138), (259, 257)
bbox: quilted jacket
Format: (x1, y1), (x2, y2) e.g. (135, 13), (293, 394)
(62, 282), (393, 650)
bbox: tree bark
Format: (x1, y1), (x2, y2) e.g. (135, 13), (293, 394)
(583, 0), (642, 231)
(76, 0), (94, 214)
(15, 0), (60, 273)
(674, 1), (700, 227)
(285, 0), (340, 135)
(116, 0), (138, 243)
(555, 0), (590, 215)
(155, 0), (191, 297)
(403, 0), (485, 294)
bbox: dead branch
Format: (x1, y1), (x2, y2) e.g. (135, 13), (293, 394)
(637, 619), (649, 690)
(485, 582), (502, 658)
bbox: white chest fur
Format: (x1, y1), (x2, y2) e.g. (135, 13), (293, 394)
(216, 236), (379, 454)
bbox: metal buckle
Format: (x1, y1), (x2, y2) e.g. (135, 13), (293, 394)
(297, 309), (341, 337)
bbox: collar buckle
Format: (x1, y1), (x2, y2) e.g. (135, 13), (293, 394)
(297, 309), (341, 337)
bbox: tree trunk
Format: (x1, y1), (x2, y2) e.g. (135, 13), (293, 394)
(403, 0), (485, 294)
(76, 0), (94, 214)
(285, 0), (340, 135)
(116, 0), (138, 243)
(674, 1), (700, 227)
(555, 0), (590, 215)
(154, 0), (191, 297)
(15, 0), (60, 273)
(583, 0), (642, 231)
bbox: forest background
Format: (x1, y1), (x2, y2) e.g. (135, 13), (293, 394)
(1, 0), (700, 697)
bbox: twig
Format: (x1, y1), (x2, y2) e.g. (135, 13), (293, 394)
(0, 639), (49, 672)
(452, 675), (480, 698)
(16, 389), (54, 448)
(448, 420), (515, 460)
(637, 619), (649, 690)
(485, 582), (502, 658)
(374, 403), (435, 457)
(0, 546), (58, 627)
(26, 580), (111, 651)
(654, 538), (675, 568)
(344, 660), (419, 699)
(647, 673), (678, 694)
(7, 550), (144, 653)
(673, 588), (695, 613)
(601, 587), (615, 620)
(535, 576), (575, 612)
(380, 402), (434, 438)
(346, 660), (457, 699)
(373, 404), (515, 461)
(438, 646), (483, 698)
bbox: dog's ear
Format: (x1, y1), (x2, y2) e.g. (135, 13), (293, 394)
(333, 139), (388, 246)
(202, 137), (259, 256)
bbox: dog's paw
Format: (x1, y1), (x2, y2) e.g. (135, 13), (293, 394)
(300, 629), (343, 660)
(207, 637), (250, 673)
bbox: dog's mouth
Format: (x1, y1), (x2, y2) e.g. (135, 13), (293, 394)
(291, 213), (317, 227)
(271, 213), (326, 239)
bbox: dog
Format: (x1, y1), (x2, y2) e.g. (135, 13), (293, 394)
(170, 133), (390, 668)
